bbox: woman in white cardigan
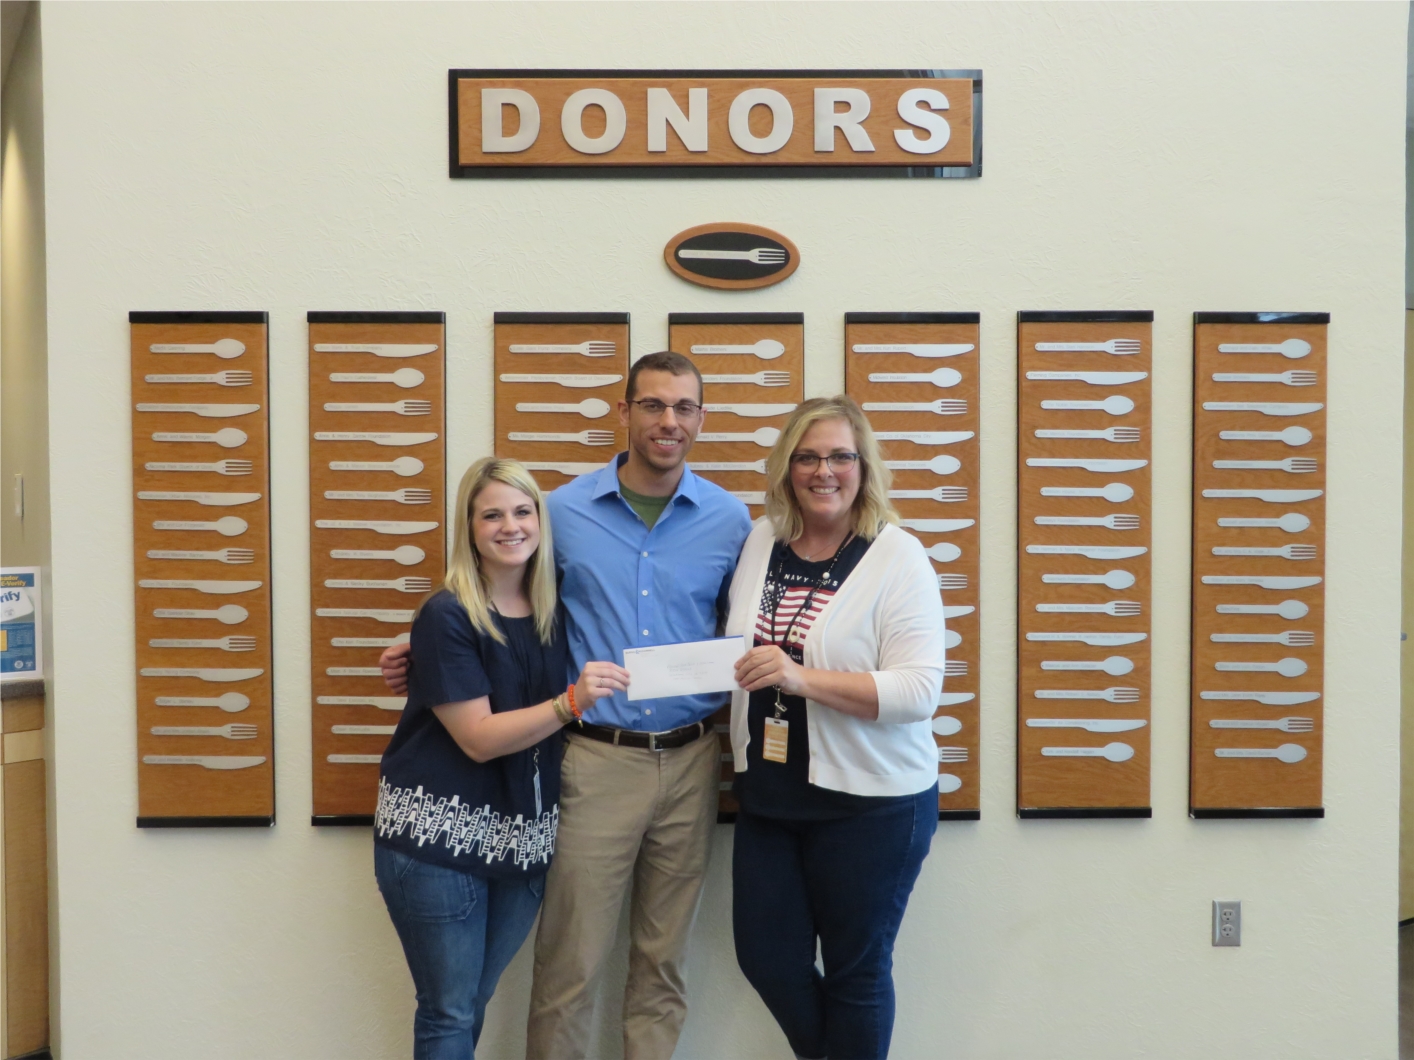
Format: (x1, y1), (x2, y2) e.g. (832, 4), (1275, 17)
(726, 396), (948, 1060)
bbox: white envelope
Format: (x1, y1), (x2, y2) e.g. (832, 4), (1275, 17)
(623, 636), (745, 702)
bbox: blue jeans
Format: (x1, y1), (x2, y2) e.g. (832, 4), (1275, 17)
(731, 787), (937, 1060)
(375, 845), (545, 1060)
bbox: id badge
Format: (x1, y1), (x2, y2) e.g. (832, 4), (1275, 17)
(762, 717), (788, 764)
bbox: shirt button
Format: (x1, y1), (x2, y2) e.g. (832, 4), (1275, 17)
(645, 709), (653, 716)
(642, 629), (649, 636)
(641, 589), (648, 596)
(642, 551), (649, 557)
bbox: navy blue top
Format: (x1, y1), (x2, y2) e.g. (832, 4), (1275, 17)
(374, 590), (567, 877)
(735, 536), (912, 820)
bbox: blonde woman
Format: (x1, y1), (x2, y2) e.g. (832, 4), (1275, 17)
(373, 457), (628, 1060)
(724, 397), (948, 1060)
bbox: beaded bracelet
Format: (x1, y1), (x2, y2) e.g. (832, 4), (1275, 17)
(566, 682), (581, 719)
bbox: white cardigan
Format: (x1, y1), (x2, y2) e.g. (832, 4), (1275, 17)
(724, 519), (948, 798)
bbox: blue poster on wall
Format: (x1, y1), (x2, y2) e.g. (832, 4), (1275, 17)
(0, 568), (42, 679)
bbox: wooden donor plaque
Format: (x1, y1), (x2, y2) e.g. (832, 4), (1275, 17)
(308, 311), (447, 824)
(1016, 311), (1154, 819)
(667, 312), (804, 819)
(450, 69), (981, 177)
(129, 311), (275, 827)
(845, 313), (982, 820)
(1190, 312), (1328, 818)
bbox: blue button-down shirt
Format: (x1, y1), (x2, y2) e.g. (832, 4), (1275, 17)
(547, 454), (752, 731)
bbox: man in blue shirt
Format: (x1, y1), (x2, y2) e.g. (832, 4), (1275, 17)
(382, 351), (751, 1059)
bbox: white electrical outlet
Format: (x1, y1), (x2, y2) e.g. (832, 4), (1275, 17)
(1212, 900), (1241, 946)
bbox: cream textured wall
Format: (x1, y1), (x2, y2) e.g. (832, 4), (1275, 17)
(39, 3), (1404, 1058)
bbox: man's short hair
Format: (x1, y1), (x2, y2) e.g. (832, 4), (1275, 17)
(625, 350), (703, 403)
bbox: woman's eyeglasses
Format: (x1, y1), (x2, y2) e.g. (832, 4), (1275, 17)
(629, 399), (704, 419)
(790, 452), (860, 471)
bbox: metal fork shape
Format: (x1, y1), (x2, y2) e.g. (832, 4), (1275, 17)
(324, 577), (433, 593)
(944, 660), (968, 676)
(509, 341), (617, 357)
(1209, 717), (1314, 733)
(889, 487), (969, 502)
(507, 430), (616, 446)
(1211, 631), (1316, 646)
(144, 460), (253, 476)
(148, 636), (257, 651)
(1035, 339), (1142, 355)
(938, 574), (968, 590)
(1035, 427), (1141, 443)
(1212, 371), (1318, 387)
(146, 548), (255, 564)
(1034, 514), (1141, 530)
(1035, 686), (1141, 703)
(324, 489), (433, 505)
(1213, 458), (1318, 474)
(145, 371), (254, 387)
(1212, 545), (1318, 561)
(677, 247), (787, 264)
(937, 746), (969, 764)
(701, 372), (791, 387)
(324, 401), (432, 416)
(1035, 601), (1143, 617)
(861, 400), (967, 416)
(150, 723), (259, 739)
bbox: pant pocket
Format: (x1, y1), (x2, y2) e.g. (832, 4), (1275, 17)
(397, 854), (478, 923)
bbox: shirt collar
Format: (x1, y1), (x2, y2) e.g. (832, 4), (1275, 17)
(592, 451), (701, 507)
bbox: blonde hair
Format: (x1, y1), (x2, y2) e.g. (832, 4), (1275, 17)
(443, 457), (558, 645)
(763, 396), (899, 543)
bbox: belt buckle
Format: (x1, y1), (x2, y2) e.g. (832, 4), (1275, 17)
(647, 731), (663, 752)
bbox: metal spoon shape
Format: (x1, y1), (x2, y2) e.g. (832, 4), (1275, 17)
(152, 516), (249, 537)
(697, 427), (781, 447)
(154, 692), (251, 712)
(1217, 513), (1311, 533)
(690, 339), (785, 360)
(938, 774), (963, 794)
(1216, 600), (1310, 620)
(330, 545), (426, 566)
(1041, 569), (1136, 590)
(152, 604), (249, 624)
(1215, 657), (1308, 678)
(1218, 426), (1313, 447)
(1040, 395), (1135, 416)
(867, 368), (962, 388)
(329, 368), (425, 388)
(931, 716), (962, 736)
(923, 543), (962, 563)
(1214, 743), (1308, 763)
(1040, 483), (1134, 503)
(1040, 742), (1135, 762)
(1217, 338), (1312, 359)
(150, 338), (246, 359)
(884, 455), (961, 475)
(1040, 655), (1134, 676)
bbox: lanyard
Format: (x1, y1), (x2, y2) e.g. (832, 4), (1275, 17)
(764, 534), (853, 717)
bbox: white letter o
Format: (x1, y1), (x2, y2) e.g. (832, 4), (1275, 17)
(561, 89), (627, 155)
(728, 88), (794, 154)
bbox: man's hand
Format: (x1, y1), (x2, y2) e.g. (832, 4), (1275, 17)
(734, 645), (805, 696)
(379, 641), (413, 695)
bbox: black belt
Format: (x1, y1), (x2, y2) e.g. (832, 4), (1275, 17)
(574, 719), (710, 752)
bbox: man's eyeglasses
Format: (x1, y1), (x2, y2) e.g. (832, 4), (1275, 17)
(630, 399), (704, 419)
(790, 452), (860, 471)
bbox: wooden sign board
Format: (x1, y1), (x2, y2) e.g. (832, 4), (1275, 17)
(1190, 313), (1328, 818)
(308, 312), (447, 824)
(450, 69), (981, 177)
(129, 311), (274, 827)
(1016, 312), (1153, 818)
(493, 312), (631, 494)
(668, 312), (804, 819)
(845, 313), (982, 820)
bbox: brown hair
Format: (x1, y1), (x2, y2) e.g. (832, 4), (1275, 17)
(763, 396), (899, 543)
(626, 350), (703, 403)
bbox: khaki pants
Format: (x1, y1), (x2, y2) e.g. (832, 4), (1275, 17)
(526, 730), (720, 1060)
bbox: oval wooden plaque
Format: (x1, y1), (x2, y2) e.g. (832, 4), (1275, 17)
(664, 223), (800, 290)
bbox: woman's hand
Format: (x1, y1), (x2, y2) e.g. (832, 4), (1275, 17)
(735, 645), (806, 695)
(573, 661), (631, 709)
(379, 641), (412, 695)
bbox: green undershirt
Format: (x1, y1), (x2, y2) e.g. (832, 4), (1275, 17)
(618, 477), (673, 529)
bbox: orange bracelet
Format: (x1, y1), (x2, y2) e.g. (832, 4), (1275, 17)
(566, 682), (581, 719)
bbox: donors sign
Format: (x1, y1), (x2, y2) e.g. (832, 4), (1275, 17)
(450, 69), (980, 177)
